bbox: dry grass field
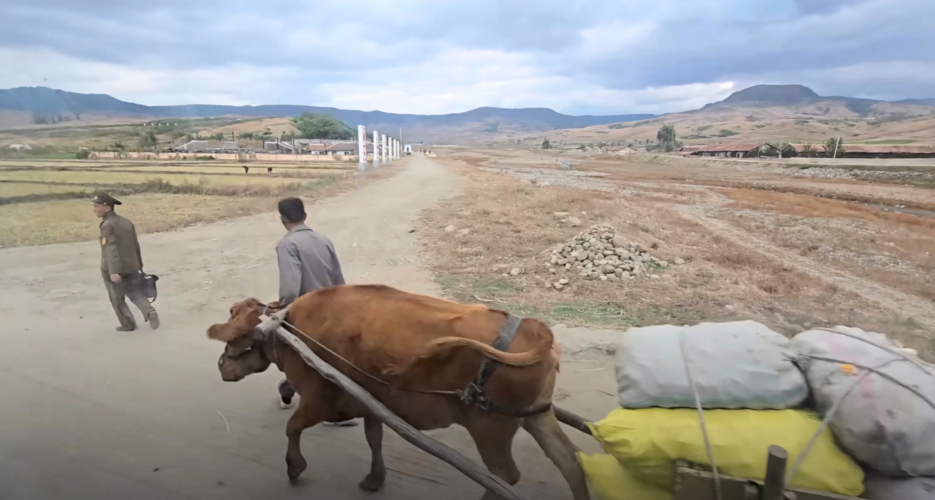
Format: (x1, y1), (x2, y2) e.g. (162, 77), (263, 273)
(513, 101), (935, 147)
(0, 157), (388, 248)
(419, 147), (935, 360)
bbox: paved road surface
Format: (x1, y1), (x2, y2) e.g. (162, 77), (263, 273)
(0, 156), (612, 500)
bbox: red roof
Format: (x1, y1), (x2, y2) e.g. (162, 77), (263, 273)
(842, 144), (935, 154)
(787, 143), (827, 153)
(693, 143), (766, 153)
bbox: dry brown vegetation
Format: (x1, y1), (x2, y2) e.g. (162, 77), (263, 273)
(419, 149), (935, 360)
(0, 158), (396, 247)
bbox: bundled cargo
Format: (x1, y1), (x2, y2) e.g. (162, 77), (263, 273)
(577, 453), (670, 500)
(863, 472), (935, 500)
(587, 407), (865, 497)
(615, 321), (808, 409)
(792, 326), (935, 477)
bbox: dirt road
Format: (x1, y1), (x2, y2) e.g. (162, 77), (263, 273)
(0, 156), (612, 500)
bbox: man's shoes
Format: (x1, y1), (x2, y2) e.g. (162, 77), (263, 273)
(147, 310), (160, 330)
(323, 420), (359, 427)
(116, 326), (136, 332)
(279, 395), (295, 409)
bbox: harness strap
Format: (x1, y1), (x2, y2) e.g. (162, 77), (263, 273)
(476, 314), (523, 388)
(460, 314), (551, 417)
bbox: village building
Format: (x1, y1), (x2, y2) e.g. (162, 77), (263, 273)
(689, 143), (776, 158)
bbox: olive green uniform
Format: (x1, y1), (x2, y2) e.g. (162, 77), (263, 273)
(100, 212), (153, 329)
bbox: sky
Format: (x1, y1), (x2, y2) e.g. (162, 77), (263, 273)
(0, 0), (932, 116)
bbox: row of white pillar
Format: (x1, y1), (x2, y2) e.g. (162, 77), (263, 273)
(357, 125), (401, 171)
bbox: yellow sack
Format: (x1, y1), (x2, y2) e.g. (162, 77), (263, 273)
(588, 408), (864, 497)
(579, 453), (671, 500)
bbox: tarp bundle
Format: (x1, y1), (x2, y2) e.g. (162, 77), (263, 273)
(791, 326), (935, 477)
(582, 321), (935, 500)
(615, 321), (808, 409)
(588, 408), (864, 497)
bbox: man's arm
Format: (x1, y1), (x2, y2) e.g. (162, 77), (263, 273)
(132, 223), (143, 270)
(101, 222), (122, 276)
(277, 241), (302, 306)
(328, 242), (346, 286)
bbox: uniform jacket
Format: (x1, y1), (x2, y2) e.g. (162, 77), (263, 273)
(276, 224), (345, 306)
(100, 212), (143, 275)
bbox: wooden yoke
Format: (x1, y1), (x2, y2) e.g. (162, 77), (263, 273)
(253, 308), (527, 500)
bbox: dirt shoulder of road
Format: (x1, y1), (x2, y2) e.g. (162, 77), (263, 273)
(419, 149), (934, 361)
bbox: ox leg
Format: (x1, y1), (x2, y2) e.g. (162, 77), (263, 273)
(285, 399), (324, 484)
(358, 415), (386, 492)
(467, 417), (521, 500)
(522, 410), (589, 500)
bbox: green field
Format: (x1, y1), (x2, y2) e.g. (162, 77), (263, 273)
(0, 170), (306, 187)
(0, 182), (91, 197)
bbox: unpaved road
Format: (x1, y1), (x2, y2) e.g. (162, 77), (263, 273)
(0, 156), (614, 500)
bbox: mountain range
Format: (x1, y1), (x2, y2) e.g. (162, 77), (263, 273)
(1, 84), (933, 144)
(536, 85), (935, 146)
(0, 86), (653, 140)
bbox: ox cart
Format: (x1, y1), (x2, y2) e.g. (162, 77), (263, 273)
(250, 304), (864, 500)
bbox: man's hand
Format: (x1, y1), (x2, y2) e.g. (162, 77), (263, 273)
(110, 274), (122, 283)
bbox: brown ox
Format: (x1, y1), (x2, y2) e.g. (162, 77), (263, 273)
(207, 285), (588, 500)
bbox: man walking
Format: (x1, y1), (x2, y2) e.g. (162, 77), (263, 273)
(93, 192), (159, 331)
(274, 197), (356, 427)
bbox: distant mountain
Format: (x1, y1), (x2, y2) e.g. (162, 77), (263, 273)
(898, 98), (935, 107)
(701, 84), (935, 117)
(717, 84), (821, 106)
(0, 87), (654, 137)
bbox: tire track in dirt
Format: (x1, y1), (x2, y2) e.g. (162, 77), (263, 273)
(675, 189), (935, 333)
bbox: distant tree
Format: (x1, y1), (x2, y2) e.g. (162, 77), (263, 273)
(542, 138), (551, 149)
(138, 131), (158, 150)
(239, 132), (255, 140)
(32, 113), (50, 125)
(292, 113), (353, 140)
(656, 125), (678, 152)
(824, 137), (844, 158)
(578, 144), (586, 151)
(210, 132), (225, 141)
(111, 142), (126, 151)
(75, 149), (90, 159)
(772, 142), (791, 157)
(801, 143), (815, 158)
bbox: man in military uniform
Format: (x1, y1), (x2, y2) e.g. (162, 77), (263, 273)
(93, 192), (160, 331)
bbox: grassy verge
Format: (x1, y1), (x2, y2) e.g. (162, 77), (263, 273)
(418, 153), (933, 360)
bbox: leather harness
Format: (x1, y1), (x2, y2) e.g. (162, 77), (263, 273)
(458, 314), (553, 418)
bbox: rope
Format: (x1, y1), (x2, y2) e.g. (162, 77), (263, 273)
(786, 328), (935, 488)
(679, 330), (722, 500)
(814, 327), (933, 377)
(280, 319), (460, 397)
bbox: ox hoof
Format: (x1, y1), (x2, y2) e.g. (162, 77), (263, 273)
(286, 455), (307, 484)
(358, 474), (386, 492)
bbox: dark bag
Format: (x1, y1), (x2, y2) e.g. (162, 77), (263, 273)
(141, 273), (160, 302)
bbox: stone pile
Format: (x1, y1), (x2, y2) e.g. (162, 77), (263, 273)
(547, 224), (671, 286)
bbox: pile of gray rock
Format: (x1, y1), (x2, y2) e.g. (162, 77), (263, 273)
(546, 224), (682, 288)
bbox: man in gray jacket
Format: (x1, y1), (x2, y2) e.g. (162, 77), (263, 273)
(274, 197), (356, 426)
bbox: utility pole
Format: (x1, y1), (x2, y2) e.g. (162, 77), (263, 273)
(832, 136), (841, 159)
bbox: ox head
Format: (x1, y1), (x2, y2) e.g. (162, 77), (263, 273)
(207, 298), (271, 382)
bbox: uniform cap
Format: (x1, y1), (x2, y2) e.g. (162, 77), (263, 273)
(92, 192), (122, 207)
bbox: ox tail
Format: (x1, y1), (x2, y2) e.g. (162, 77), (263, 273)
(420, 319), (554, 367)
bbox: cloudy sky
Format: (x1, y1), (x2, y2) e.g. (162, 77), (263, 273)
(1, 0), (932, 115)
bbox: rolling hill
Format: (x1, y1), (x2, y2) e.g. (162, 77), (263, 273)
(528, 85), (935, 147)
(0, 86), (654, 143)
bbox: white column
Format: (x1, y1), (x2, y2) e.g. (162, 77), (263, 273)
(372, 130), (380, 167)
(396, 139), (400, 159)
(393, 139), (399, 159)
(382, 135), (388, 163)
(357, 125), (367, 171)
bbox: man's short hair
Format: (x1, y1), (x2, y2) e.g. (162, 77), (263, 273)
(278, 197), (306, 224)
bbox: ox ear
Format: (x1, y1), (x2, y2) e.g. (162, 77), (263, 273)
(206, 299), (264, 342)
